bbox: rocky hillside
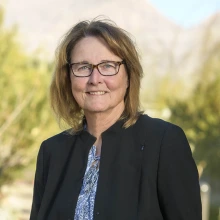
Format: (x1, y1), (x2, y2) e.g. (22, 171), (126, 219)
(3, 0), (220, 93)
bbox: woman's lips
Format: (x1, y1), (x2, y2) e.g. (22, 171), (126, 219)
(87, 91), (106, 95)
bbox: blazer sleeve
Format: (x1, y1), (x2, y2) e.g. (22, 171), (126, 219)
(157, 124), (202, 220)
(30, 141), (47, 220)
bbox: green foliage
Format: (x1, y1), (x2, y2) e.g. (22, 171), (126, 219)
(166, 32), (220, 219)
(168, 41), (220, 181)
(0, 8), (59, 189)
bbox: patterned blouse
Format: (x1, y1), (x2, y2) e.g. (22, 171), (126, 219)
(74, 145), (100, 220)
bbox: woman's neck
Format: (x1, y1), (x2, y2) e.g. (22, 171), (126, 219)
(85, 112), (121, 156)
(84, 105), (124, 149)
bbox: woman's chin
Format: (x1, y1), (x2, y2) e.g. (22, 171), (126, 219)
(84, 106), (109, 114)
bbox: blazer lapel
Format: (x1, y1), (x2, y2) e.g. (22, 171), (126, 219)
(40, 131), (96, 220)
(38, 132), (77, 219)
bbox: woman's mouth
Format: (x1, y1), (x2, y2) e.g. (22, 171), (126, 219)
(87, 91), (106, 95)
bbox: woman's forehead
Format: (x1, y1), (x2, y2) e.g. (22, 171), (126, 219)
(71, 36), (121, 63)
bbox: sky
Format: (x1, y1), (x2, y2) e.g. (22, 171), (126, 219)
(148, 0), (220, 27)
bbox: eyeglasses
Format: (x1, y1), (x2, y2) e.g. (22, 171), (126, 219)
(69, 60), (125, 77)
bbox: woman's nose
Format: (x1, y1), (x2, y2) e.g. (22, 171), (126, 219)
(88, 67), (103, 85)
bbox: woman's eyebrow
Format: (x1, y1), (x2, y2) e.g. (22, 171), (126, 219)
(100, 59), (115, 62)
(73, 59), (116, 64)
(72, 60), (90, 64)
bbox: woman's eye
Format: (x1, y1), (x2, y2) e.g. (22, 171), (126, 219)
(103, 63), (115, 69)
(78, 65), (90, 71)
(104, 64), (111, 68)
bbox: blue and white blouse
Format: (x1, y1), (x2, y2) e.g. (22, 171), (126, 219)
(74, 145), (100, 220)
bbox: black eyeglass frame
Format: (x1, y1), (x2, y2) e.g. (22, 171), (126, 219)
(68, 60), (125, 77)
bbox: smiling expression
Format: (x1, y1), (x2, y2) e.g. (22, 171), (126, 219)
(70, 36), (128, 116)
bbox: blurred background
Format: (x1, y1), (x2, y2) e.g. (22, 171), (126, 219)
(0, 0), (219, 219)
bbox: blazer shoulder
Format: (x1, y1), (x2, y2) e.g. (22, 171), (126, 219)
(138, 114), (181, 133)
(41, 130), (76, 153)
(44, 129), (74, 143)
(136, 114), (188, 147)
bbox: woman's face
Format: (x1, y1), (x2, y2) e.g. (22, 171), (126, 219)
(70, 36), (128, 116)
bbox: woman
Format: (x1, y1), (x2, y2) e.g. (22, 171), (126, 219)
(30, 18), (202, 220)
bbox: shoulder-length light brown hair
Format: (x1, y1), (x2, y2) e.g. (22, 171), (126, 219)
(50, 18), (143, 132)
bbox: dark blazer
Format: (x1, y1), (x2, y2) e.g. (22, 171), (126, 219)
(30, 114), (202, 220)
